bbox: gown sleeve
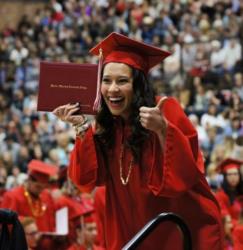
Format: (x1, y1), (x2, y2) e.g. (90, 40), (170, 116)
(68, 127), (107, 192)
(148, 97), (204, 197)
(1, 191), (18, 210)
(214, 191), (229, 218)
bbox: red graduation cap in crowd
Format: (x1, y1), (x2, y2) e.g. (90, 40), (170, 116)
(83, 212), (96, 223)
(217, 158), (243, 173)
(69, 201), (94, 220)
(69, 200), (95, 227)
(89, 32), (171, 74)
(28, 159), (58, 184)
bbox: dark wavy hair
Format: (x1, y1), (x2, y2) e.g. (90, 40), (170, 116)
(94, 67), (156, 162)
(222, 170), (243, 204)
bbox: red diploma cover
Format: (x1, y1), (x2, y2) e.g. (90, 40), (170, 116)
(37, 61), (99, 115)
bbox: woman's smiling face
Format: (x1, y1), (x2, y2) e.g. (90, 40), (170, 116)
(101, 62), (134, 120)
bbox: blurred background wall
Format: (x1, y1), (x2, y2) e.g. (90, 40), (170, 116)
(0, 0), (46, 31)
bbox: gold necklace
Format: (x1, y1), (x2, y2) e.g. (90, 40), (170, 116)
(119, 144), (134, 185)
(24, 188), (46, 217)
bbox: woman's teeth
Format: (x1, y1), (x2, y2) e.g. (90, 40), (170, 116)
(109, 97), (123, 103)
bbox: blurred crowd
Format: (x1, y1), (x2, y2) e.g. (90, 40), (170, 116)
(0, 0), (243, 249)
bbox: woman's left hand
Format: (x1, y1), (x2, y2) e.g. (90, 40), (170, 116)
(139, 97), (168, 136)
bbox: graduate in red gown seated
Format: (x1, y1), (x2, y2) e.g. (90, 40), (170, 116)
(53, 32), (223, 250)
(55, 179), (95, 247)
(21, 217), (41, 250)
(68, 207), (102, 250)
(1, 159), (58, 249)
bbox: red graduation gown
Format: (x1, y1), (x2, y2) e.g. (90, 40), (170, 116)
(94, 187), (106, 249)
(55, 193), (94, 245)
(68, 244), (103, 250)
(69, 97), (223, 250)
(1, 186), (56, 232)
(233, 224), (243, 250)
(214, 189), (243, 223)
(68, 245), (86, 250)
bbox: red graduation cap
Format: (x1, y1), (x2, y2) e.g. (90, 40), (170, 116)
(69, 201), (94, 227)
(217, 158), (243, 173)
(89, 32), (171, 74)
(83, 212), (95, 223)
(69, 201), (94, 220)
(28, 159), (58, 184)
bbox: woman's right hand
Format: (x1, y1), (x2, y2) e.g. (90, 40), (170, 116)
(52, 103), (86, 125)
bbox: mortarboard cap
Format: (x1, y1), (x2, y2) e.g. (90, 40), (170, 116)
(83, 212), (95, 223)
(69, 202), (94, 220)
(217, 158), (243, 173)
(28, 160), (58, 184)
(70, 201), (94, 227)
(89, 32), (171, 74)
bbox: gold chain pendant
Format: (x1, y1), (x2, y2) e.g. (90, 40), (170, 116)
(119, 144), (134, 185)
(24, 189), (46, 217)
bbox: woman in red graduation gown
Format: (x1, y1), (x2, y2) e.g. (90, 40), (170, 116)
(53, 32), (223, 250)
(214, 158), (243, 249)
(215, 158), (243, 225)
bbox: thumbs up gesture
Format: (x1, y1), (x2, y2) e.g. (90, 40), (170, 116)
(139, 97), (168, 135)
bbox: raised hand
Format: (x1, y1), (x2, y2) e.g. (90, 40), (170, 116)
(52, 103), (86, 125)
(139, 97), (168, 135)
